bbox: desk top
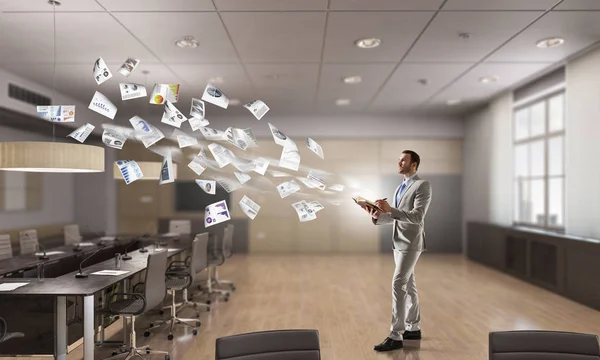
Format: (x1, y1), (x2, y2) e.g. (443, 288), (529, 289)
(0, 235), (192, 296)
(0, 236), (134, 277)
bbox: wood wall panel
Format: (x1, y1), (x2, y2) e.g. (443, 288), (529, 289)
(117, 138), (463, 254)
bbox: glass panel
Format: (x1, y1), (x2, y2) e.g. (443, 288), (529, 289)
(530, 140), (545, 177)
(548, 136), (563, 176)
(530, 101), (546, 137)
(514, 108), (529, 141)
(514, 143), (529, 178)
(531, 179), (545, 225)
(548, 177), (563, 227)
(516, 180), (530, 223)
(549, 93), (564, 132)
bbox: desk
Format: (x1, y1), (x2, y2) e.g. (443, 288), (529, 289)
(0, 234), (191, 360)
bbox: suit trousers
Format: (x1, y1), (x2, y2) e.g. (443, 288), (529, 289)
(388, 249), (422, 341)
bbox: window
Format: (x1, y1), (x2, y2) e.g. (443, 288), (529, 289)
(513, 91), (565, 230)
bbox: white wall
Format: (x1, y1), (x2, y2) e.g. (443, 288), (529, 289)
(204, 114), (464, 139)
(564, 47), (600, 239)
(0, 125), (74, 229)
(463, 46), (600, 243)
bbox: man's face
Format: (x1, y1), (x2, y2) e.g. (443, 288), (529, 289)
(398, 153), (413, 174)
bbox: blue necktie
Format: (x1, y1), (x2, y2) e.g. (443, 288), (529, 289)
(396, 182), (407, 207)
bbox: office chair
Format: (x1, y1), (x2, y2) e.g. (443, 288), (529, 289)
(0, 234), (13, 260)
(64, 224), (82, 245)
(0, 317), (25, 343)
(211, 224), (236, 291)
(489, 330), (600, 360)
(103, 249), (170, 360)
(18, 229), (38, 255)
(144, 236), (203, 341)
(215, 329), (321, 360)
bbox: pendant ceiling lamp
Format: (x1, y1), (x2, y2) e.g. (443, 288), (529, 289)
(0, 2), (105, 173)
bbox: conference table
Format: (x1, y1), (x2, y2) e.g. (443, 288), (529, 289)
(0, 233), (194, 360)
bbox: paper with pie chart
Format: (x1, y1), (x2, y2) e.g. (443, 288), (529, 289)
(201, 84), (229, 109)
(93, 57), (112, 85)
(204, 200), (230, 228)
(149, 83), (179, 104)
(195, 179), (216, 194)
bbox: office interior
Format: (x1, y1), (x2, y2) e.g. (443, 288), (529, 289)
(1, 0), (600, 359)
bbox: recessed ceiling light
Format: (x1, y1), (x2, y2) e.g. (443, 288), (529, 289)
(335, 98), (351, 106)
(48, 0), (61, 5)
(229, 99), (241, 106)
(343, 75), (362, 84)
(175, 36), (199, 48)
(208, 76), (224, 84)
(536, 37), (565, 48)
(479, 75), (499, 84)
(355, 38), (381, 49)
(446, 99), (461, 106)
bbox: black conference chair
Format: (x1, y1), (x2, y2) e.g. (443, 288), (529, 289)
(489, 330), (600, 360)
(0, 317), (24, 343)
(216, 329), (321, 360)
(103, 249), (170, 360)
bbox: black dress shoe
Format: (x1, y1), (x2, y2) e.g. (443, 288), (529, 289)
(403, 330), (422, 340)
(373, 337), (403, 351)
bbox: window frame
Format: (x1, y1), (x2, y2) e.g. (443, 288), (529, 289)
(512, 86), (566, 232)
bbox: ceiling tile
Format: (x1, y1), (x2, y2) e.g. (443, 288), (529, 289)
(555, 0), (600, 10)
(169, 63), (252, 96)
(404, 11), (544, 62)
(96, 0), (215, 11)
(442, 0), (558, 10)
(317, 63), (396, 107)
(220, 12), (326, 62)
(113, 12), (238, 64)
(329, 0), (444, 10)
(487, 11), (600, 62)
(323, 12), (435, 63)
(215, 0), (327, 11)
(427, 62), (554, 107)
(244, 63), (320, 93)
(0, 0), (103, 11)
(370, 63), (473, 110)
(0, 13), (159, 65)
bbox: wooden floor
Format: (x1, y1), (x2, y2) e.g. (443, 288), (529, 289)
(14, 253), (600, 360)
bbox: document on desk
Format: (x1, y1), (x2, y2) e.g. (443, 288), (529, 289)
(34, 251), (65, 256)
(100, 236), (116, 241)
(91, 270), (129, 276)
(0, 282), (29, 291)
(78, 242), (96, 246)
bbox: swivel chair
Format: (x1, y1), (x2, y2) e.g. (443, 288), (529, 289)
(216, 329), (321, 360)
(0, 317), (24, 343)
(103, 249), (170, 360)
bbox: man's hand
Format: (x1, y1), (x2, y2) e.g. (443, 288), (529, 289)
(359, 202), (380, 219)
(375, 199), (392, 213)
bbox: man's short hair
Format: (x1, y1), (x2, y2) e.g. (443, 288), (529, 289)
(402, 150), (420, 171)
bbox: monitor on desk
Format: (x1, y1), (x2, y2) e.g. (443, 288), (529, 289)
(174, 181), (230, 212)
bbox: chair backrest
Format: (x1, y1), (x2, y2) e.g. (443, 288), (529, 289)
(142, 249), (168, 311)
(64, 224), (81, 245)
(19, 230), (38, 255)
(216, 329), (320, 360)
(169, 220), (191, 235)
(190, 233), (209, 280)
(0, 317), (6, 343)
(0, 234), (13, 260)
(489, 330), (600, 360)
(222, 224), (234, 258)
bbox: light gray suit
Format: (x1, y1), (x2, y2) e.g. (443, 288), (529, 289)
(372, 174), (432, 341)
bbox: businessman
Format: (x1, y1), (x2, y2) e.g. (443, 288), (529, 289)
(359, 150), (432, 352)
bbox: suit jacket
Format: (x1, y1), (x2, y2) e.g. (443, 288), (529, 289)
(372, 174), (432, 251)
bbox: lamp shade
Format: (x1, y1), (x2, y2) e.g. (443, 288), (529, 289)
(0, 141), (105, 172)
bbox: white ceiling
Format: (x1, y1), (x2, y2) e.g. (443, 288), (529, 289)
(0, 0), (599, 122)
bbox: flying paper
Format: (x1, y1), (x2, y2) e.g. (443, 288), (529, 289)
(201, 84), (229, 109)
(89, 91), (117, 119)
(93, 57), (112, 85)
(37, 105), (75, 122)
(243, 100), (270, 120)
(118, 57), (140, 77)
(115, 160), (143, 184)
(204, 200), (230, 228)
(67, 123), (95, 143)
